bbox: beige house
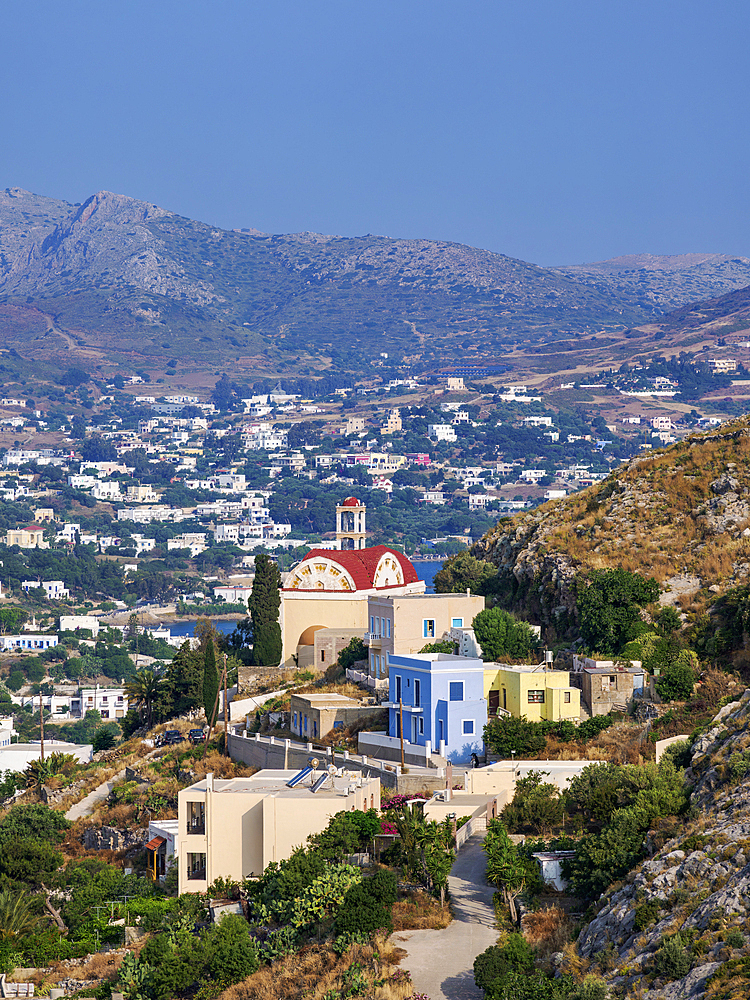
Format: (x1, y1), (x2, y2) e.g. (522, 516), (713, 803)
(290, 692), (379, 740)
(579, 663), (645, 716)
(310, 627), (365, 672)
(178, 769), (380, 892)
(365, 592), (485, 679)
(5, 525), (47, 549)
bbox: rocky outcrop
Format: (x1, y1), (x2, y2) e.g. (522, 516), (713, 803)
(574, 691), (750, 998)
(471, 418), (750, 630)
(83, 825), (147, 851)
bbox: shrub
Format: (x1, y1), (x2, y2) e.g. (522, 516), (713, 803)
(335, 870), (397, 937)
(656, 659), (695, 702)
(472, 607), (537, 661)
(474, 935), (535, 992)
(634, 899), (661, 931)
(206, 914), (260, 984)
(653, 933), (692, 980)
(724, 928), (745, 949)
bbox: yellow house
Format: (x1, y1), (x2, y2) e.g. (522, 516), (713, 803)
(483, 664), (580, 722)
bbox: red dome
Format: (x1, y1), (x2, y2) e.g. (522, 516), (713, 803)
(341, 496), (361, 507)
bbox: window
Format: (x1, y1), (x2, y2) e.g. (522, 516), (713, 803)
(187, 852), (207, 880)
(395, 675), (402, 700)
(370, 616), (375, 633)
(386, 618), (391, 638)
(528, 690), (545, 703)
(451, 618), (463, 628)
(187, 801), (205, 835)
(320, 650), (325, 662)
(449, 681), (464, 701)
(423, 619), (435, 638)
(304, 714), (308, 731)
(414, 679), (421, 707)
(463, 720), (474, 735)
(564, 691), (571, 703)
(419, 717), (424, 735)
(313, 721), (318, 737)
(292, 712), (297, 729)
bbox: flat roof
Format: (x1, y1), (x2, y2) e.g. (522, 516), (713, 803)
(290, 693), (368, 706)
(370, 592), (480, 600)
(185, 768), (378, 800)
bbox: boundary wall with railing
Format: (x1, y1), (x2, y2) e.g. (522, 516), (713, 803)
(227, 730), (447, 794)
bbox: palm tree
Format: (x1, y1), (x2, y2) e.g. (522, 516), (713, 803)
(23, 752), (78, 793)
(483, 819), (526, 924)
(0, 890), (43, 942)
(126, 669), (161, 730)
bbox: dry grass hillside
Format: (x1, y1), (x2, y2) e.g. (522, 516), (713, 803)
(472, 417), (750, 635)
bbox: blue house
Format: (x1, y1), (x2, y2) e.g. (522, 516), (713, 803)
(385, 653), (487, 764)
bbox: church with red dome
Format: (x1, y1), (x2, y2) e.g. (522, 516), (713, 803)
(279, 498), (424, 667)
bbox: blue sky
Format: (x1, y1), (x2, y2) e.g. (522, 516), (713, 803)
(1, 1), (748, 265)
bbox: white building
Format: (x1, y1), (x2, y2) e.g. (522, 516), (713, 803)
(21, 580), (69, 600)
(167, 533), (207, 557)
(74, 685), (128, 720)
(60, 615), (101, 637)
(0, 634), (59, 651)
(91, 481), (123, 501)
(523, 415), (554, 428)
(428, 424), (457, 443)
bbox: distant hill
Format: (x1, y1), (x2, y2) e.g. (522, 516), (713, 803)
(1, 186), (750, 384)
(555, 252), (750, 311)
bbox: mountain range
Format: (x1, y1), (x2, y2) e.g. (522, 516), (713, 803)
(1, 186), (750, 384)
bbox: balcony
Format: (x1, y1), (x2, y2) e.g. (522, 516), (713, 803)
(364, 633), (382, 647)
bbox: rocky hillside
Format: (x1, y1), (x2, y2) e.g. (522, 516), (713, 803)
(3, 186), (750, 383)
(555, 253), (750, 312)
(575, 691), (750, 999)
(472, 417), (750, 638)
(0, 186), (657, 379)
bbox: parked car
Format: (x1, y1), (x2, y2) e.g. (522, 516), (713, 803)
(164, 729), (184, 745)
(188, 728), (206, 744)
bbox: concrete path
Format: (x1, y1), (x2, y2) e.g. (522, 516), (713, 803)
(392, 834), (498, 1000)
(65, 769), (126, 821)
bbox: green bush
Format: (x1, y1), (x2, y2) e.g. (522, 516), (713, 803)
(472, 607), (537, 661)
(206, 915), (260, 984)
(576, 713), (614, 741)
(474, 934), (535, 991)
(655, 659), (695, 702)
(724, 928), (745, 949)
(653, 933), (692, 980)
(335, 870), (397, 937)
(633, 899), (661, 931)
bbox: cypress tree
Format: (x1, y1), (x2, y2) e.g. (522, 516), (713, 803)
(248, 554), (282, 667)
(203, 640), (220, 724)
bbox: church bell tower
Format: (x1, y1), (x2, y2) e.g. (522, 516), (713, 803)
(336, 497), (367, 550)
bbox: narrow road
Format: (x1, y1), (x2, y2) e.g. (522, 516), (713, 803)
(65, 768), (127, 821)
(392, 834), (498, 1000)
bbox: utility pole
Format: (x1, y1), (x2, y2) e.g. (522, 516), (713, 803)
(39, 691), (45, 761)
(223, 653), (228, 754)
(399, 698), (405, 771)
